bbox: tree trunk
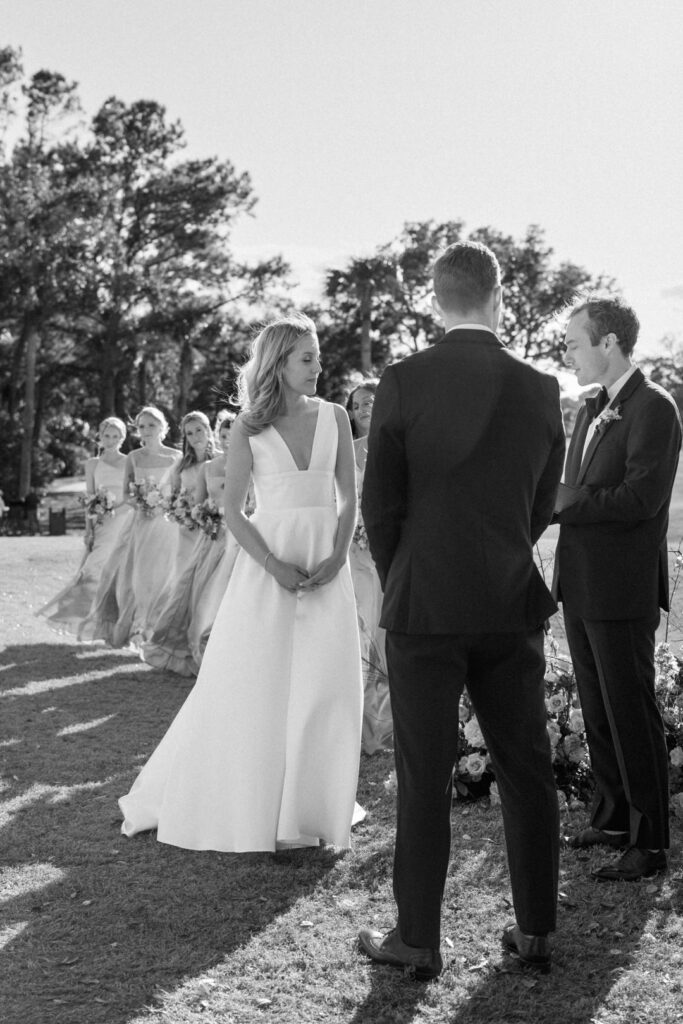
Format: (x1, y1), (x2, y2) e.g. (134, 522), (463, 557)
(359, 284), (372, 373)
(18, 313), (39, 498)
(176, 333), (193, 421)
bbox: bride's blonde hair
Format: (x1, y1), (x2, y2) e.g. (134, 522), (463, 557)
(237, 314), (317, 435)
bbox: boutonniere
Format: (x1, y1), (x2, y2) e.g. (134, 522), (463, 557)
(594, 405), (622, 434)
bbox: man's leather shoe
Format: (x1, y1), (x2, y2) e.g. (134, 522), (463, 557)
(358, 926), (442, 981)
(569, 827), (629, 850)
(591, 846), (667, 882)
(502, 923), (551, 973)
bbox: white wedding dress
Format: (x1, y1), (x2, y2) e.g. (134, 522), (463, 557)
(119, 400), (364, 851)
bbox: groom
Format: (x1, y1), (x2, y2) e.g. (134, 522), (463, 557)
(554, 296), (681, 880)
(359, 241), (565, 978)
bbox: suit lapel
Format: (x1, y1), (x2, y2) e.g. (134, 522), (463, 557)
(565, 408), (589, 485)
(576, 368), (644, 484)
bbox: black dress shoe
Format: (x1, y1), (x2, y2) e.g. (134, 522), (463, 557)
(569, 827), (629, 849)
(358, 926), (443, 981)
(591, 846), (667, 882)
(501, 923), (551, 973)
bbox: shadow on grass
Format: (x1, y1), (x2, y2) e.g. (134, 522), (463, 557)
(0, 641), (139, 691)
(0, 651), (342, 1024)
(346, 807), (677, 1024)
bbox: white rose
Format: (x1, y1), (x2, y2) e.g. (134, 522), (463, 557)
(671, 793), (683, 821)
(545, 692), (566, 715)
(568, 708), (585, 734)
(669, 746), (683, 768)
(465, 753), (487, 779)
(457, 756), (469, 775)
(145, 491), (161, 507)
(563, 734), (586, 764)
(464, 716), (486, 749)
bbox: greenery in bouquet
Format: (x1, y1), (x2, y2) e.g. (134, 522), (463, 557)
(128, 478), (166, 518)
(542, 636), (593, 807)
(191, 497), (224, 540)
(79, 486), (116, 525)
(655, 640), (683, 817)
(165, 487), (200, 531)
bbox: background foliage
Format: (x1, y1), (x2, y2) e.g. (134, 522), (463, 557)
(1, 46), (681, 499)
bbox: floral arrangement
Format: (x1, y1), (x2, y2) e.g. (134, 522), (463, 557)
(128, 478), (166, 518)
(655, 641), (683, 816)
(79, 487), (116, 525)
(453, 632), (592, 805)
(165, 487), (200, 531)
(594, 404), (622, 434)
(353, 514), (369, 551)
(191, 497), (224, 540)
(449, 631), (683, 816)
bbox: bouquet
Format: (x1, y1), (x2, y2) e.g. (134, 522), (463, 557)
(165, 487), (200, 531)
(353, 513), (369, 551)
(79, 487), (116, 525)
(191, 497), (224, 540)
(128, 478), (166, 518)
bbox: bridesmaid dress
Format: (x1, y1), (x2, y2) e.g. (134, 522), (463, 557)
(186, 456), (242, 669)
(38, 459), (131, 638)
(119, 400), (364, 851)
(83, 458), (178, 647)
(348, 443), (393, 754)
(141, 462), (226, 676)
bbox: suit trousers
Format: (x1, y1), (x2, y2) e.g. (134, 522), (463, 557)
(386, 629), (559, 949)
(563, 610), (670, 849)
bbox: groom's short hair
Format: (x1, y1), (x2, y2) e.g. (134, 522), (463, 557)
(569, 296), (640, 356)
(433, 241), (501, 314)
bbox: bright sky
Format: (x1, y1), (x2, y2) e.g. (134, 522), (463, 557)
(3, 0), (683, 357)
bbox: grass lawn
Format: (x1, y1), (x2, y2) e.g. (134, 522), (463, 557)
(1, 536), (683, 1024)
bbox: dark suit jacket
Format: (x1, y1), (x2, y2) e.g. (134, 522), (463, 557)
(361, 328), (566, 634)
(552, 368), (682, 619)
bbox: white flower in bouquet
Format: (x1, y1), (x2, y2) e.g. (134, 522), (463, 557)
(465, 753), (487, 779)
(671, 792), (683, 820)
(568, 708), (585, 734)
(545, 691), (566, 715)
(463, 716), (485, 749)
(458, 701), (470, 723)
(556, 790), (568, 813)
(670, 746), (683, 768)
(562, 733), (586, 764)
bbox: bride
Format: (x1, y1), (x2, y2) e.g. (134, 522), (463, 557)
(119, 314), (364, 851)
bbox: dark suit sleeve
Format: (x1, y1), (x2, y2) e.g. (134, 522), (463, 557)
(361, 366), (406, 589)
(530, 375), (566, 544)
(556, 394), (681, 525)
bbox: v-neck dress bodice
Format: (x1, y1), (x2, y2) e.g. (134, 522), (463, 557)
(119, 400), (364, 851)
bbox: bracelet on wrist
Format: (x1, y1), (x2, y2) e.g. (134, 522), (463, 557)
(264, 551), (275, 573)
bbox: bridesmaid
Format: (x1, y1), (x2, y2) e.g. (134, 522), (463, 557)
(141, 411), (219, 675)
(38, 417), (131, 637)
(186, 411), (243, 668)
(84, 406), (179, 647)
(347, 381), (393, 754)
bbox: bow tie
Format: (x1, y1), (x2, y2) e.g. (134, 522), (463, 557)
(585, 387), (609, 421)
